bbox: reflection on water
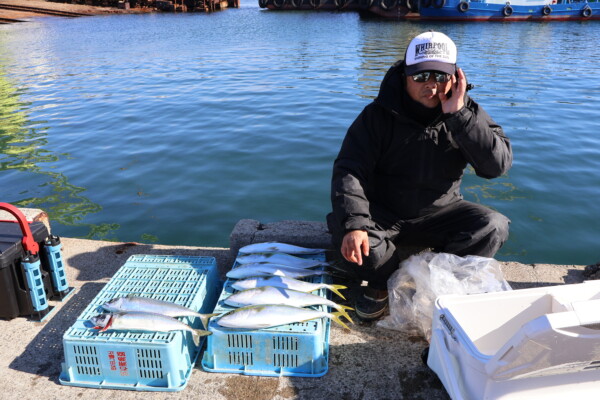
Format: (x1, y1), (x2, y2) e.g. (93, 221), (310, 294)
(0, 68), (119, 239)
(0, 11), (599, 265)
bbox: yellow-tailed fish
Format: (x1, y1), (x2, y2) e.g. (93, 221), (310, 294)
(231, 275), (347, 300)
(90, 312), (211, 346)
(239, 242), (326, 255)
(224, 286), (353, 322)
(226, 263), (329, 280)
(235, 252), (329, 268)
(216, 304), (350, 330)
(101, 295), (218, 329)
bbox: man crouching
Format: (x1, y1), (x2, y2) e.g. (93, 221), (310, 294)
(327, 31), (512, 322)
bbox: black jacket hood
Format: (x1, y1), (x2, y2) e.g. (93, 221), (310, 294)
(373, 60), (407, 116)
(373, 59), (447, 126)
(374, 59), (475, 126)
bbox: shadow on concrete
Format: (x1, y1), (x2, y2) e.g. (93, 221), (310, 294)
(309, 339), (448, 400)
(211, 331), (449, 400)
(8, 282), (105, 383)
(507, 280), (557, 289)
(564, 268), (586, 284)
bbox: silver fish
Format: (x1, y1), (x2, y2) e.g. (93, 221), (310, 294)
(231, 276), (347, 300)
(239, 242), (326, 255)
(90, 312), (211, 346)
(224, 286), (353, 322)
(226, 263), (329, 280)
(216, 304), (350, 330)
(235, 252), (329, 269)
(101, 295), (217, 329)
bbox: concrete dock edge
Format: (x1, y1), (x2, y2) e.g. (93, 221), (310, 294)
(0, 208), (591, 400)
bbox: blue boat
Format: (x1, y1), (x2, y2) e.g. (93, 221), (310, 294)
(418, 0), (600, 20)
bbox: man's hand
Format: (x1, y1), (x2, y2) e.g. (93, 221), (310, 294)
(439, 67), (466, 114)
(341, 230), (369, 266)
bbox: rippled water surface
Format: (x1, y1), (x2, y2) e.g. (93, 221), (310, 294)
(1, 4), (599, 265)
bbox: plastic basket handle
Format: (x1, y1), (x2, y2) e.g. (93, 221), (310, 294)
(0, 202), (39, 255)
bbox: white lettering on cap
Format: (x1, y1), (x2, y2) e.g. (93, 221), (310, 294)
(414, 42), (451, 61)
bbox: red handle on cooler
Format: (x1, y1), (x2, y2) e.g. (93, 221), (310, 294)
(0, 202), (39, 255)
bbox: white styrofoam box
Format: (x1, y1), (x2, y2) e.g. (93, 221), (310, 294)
(428, 280), (600, 400)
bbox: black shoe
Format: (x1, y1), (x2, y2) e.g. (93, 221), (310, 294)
(354, 286), (388, 322)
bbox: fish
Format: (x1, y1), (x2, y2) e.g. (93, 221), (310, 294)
(224, 286), (354, 322)
(226, 263), (330, 280)
(235, 252), (329, 269)
(231, 276), (347, 300)
(216, 304), (350, 330)
(90, 312), (211, 346)
(238, 242), (327, 255)
(101, 295), (217, 329)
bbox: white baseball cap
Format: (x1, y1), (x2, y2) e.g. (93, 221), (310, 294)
(405, 31), (457, 76)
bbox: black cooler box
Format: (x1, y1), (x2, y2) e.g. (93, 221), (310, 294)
(0, 220), (57, 320)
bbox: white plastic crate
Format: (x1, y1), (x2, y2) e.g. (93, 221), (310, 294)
(428, 280), (600, 400)
(59, 255), (221, 391)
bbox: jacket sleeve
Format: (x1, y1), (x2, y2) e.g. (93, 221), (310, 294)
(331, 104), (383, 233)
(444, 99), (513, 179)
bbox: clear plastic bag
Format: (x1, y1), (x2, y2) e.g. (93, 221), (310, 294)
(377, 252), (511, 341)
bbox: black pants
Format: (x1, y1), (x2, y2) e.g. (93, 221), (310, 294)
(326, 200), (510, 290)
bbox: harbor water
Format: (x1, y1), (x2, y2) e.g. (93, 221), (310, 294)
(0, 2), (599, 265)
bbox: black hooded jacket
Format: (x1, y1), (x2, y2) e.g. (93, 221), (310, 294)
(330, 60), (512, 233)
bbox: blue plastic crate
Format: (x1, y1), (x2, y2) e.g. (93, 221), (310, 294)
(201, 253), (333, 377)
(59, 255), (221, 391)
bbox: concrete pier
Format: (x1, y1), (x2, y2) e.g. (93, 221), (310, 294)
(0, 211), (589, 400)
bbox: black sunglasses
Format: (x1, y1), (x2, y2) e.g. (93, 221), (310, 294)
(411, 71), (452, 83)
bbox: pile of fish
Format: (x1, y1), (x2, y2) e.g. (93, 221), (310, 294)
(88, 242), (353, 338)
(90, 295), (215, 346)
(215, 242), (354, 330)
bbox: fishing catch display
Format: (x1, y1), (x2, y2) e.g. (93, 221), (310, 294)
(88, 242), (353, 340)
(216, 242), (353, 330)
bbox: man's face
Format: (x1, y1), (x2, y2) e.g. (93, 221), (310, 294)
(405, 71), (452, 109)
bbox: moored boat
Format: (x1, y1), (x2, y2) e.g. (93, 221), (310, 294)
(259, 0), (372, 11)
(418, 0), (599, 20)
(358, 0), (420, 18)
(259, 0), (420, 18)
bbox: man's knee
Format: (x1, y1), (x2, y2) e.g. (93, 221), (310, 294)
(361, 243), (387, 270)
(444, 207), (510, 258)
(484, 211), (510, 243)
(469, 210), (510, 257)
(359, 232), (396, 271)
